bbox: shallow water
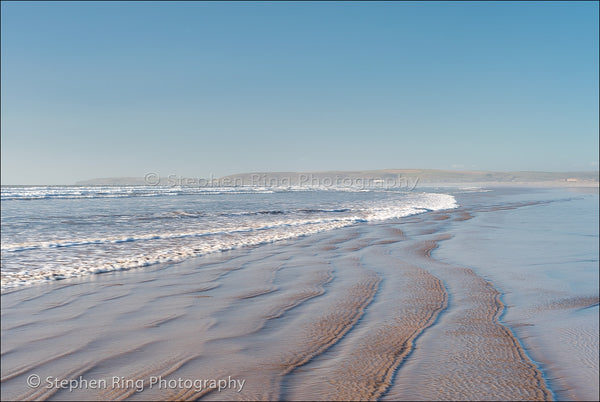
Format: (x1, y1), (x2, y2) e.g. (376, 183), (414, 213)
(434, 189), (599, 400)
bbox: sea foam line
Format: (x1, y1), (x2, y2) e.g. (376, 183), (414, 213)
(1, 193), (458, 290)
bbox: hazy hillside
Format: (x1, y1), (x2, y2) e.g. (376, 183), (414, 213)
(76, 169), (599, 187)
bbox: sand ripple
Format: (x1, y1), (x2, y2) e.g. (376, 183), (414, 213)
(0, 207), (573, 401)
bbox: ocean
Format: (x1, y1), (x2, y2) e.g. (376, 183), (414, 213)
(1, 186), (456, 289)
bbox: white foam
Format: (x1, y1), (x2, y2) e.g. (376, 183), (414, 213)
(0, 186), (278, 200)
(1, 192), (458, 290)
(1, 184), (419, 200)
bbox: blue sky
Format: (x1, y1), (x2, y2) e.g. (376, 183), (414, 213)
(1, 1), (598, 184)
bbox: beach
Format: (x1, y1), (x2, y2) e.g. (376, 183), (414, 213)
(3, 0), (598, 399)
(1, 186), (598, 401)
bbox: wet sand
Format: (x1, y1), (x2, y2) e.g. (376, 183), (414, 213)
(432, 193), (599, 401)
(1, 197), (596, 401)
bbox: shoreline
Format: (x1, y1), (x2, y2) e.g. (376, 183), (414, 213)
(1, 189), (597, 400)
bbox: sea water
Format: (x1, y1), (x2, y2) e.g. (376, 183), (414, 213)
(1, 186), (457, 290)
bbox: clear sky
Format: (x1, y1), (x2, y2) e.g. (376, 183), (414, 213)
(1, 1), (598, 184)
